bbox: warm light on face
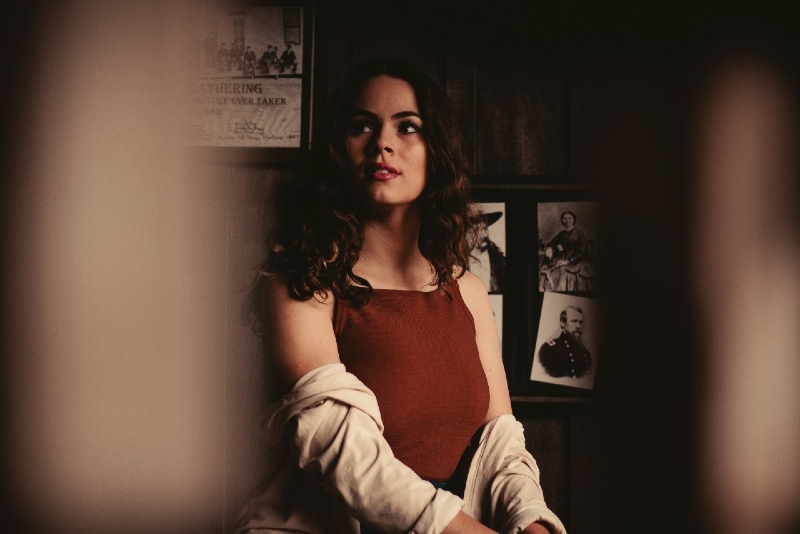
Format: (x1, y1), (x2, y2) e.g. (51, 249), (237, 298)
(344, 75), (428, 211)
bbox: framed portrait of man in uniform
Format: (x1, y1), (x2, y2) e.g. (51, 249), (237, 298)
(531, 292), (599, 390)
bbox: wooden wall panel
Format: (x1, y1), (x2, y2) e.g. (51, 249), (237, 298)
(317, 5), (350, 108)
(320, 6), (447, 104)
(568, 64), (593, 180)
(475, 56), (568, 176)
(445, 42), (477, 172)
(585, 61), (700, 532)
(222, 166), (299, 531)
(569, 412), (603, 534)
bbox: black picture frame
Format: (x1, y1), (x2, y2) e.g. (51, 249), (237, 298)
(188, 1), (314, 163)
(471, 176), (600, 400)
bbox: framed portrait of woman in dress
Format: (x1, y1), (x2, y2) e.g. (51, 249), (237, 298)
(538, 201), (601, 293)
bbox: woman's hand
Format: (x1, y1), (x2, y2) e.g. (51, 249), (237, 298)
(441, 514), (552, 534)
(522, 521), (553, 534)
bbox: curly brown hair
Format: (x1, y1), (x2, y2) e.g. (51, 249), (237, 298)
(249, 58), (481, 331)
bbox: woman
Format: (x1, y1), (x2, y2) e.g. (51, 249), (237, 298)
(232, 58), (565, 534)
(540, 211), (596, 292)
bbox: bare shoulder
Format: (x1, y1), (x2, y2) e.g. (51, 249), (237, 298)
(261, 275), (334, 315)
(260, 276), (339, 389)
(456, 270), (491, 310)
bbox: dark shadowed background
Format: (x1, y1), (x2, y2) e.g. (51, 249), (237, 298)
(1, 1), (799, 533)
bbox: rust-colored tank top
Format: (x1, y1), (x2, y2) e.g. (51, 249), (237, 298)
(333, 280), (490, 481)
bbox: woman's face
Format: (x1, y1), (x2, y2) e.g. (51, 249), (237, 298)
(344, 75), (427, 211)
(561, 213), (575, 229)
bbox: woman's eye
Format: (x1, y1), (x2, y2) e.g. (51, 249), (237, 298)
(398, 121), (421, 134)
(347, 121), (373, 135)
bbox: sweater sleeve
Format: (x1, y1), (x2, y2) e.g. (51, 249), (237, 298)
(289, 390), (463, 534)
(487, 429), (566, 534)
(464, 415), (567, 534)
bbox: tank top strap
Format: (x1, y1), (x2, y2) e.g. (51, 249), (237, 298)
(333, 277), (475, 335)
(443, 277), (475, 329)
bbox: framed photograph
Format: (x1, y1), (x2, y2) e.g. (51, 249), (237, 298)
(531, 292), (599, 390)
(185, 2), (313, 161)
(470, 202), (507, 347)
(471, 202), (507, 294)
(471, 176), (600, 397)
(538, 201), (601, 292)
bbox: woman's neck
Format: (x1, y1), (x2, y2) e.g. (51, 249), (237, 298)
(354, 209), (435, 291)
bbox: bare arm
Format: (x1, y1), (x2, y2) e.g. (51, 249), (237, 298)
(260, 276), (340, 390)
(458, 272), (554, 534)
(457, 271), (513, 421)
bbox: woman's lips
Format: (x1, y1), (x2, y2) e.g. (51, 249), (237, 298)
(367, 163), (399, 181)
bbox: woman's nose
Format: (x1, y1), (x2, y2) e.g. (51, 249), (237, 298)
(369, 127), (394, 155)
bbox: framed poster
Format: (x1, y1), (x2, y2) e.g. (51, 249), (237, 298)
(471, 176), (600, 398)
(186, 2), (313, 161)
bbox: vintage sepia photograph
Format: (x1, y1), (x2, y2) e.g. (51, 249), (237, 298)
(470, 202), (507, 294)
(538, 201), (600, 292)
(531, 292), (599, 389)
(186, 5), (309, 148)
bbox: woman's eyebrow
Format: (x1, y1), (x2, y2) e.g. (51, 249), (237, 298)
(392, 110), (422, 120)
(350, 109), (422, 120)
